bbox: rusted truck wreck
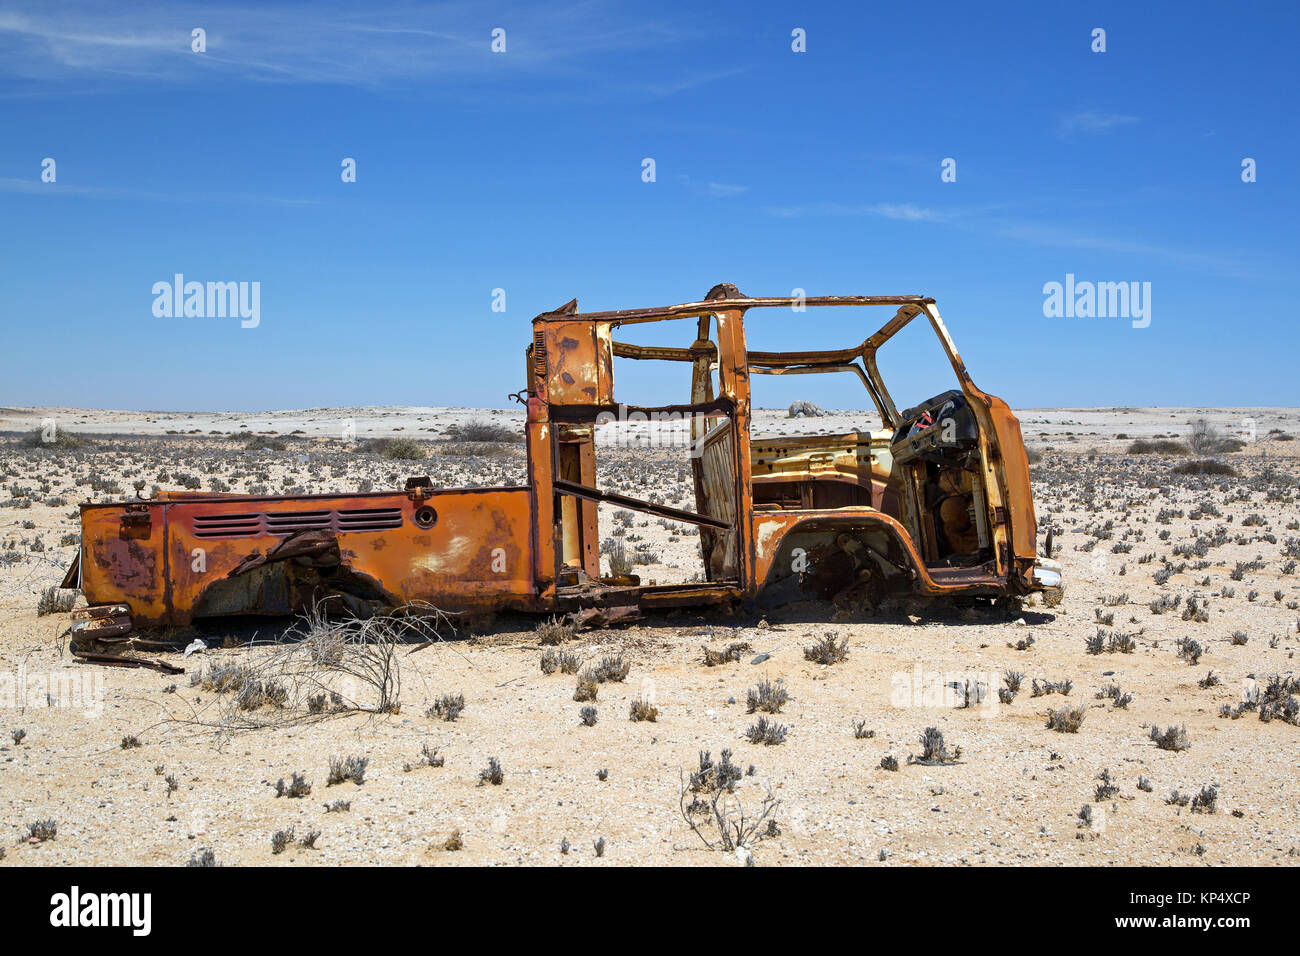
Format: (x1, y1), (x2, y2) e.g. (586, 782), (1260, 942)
(66, 284), (1063, 652)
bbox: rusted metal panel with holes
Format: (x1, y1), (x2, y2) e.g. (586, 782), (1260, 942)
(75, 283), (1060, 647)
(80, 488), (536, 626)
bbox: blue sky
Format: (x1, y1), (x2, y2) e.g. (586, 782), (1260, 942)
(1, 0), (1296, 411)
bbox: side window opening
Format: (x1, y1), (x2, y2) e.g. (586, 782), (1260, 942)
(874, 314), (989, 569)
(552, 317), (742, 586)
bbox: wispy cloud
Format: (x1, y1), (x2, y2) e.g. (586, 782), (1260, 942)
(641, 66), (745, 97)
(767, 201), (959, 222)
(0, 1), (709, 91)
(765, 196), (1245, 276)
(993, 221), (1244, 274)
(0, 177), (321, 207)
(1056, 110), (1140, 138)
(676, 175), (748, 199)
(873, 202), (947, 222)
(704, 182), (747, 198)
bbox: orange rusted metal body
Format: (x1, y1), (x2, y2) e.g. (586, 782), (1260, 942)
(72, 284), (1061, 634)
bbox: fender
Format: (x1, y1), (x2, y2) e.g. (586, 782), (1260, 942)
(750, 509), (1009, 597)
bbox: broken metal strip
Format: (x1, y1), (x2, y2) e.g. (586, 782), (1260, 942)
(70, 650), (184, 674)
(747, 346), (867, 366)
(537, 295), (934, 325)
(612, 341), (711, 363)
(81, 485), (531, 513)
(60, 552), (81, 590)
(547, 397), (734, 421)
(551, 478), (730, 531)
(71, 603), (130, 621)
(863, 304), (928, 349)
(749, 361), (889, 426)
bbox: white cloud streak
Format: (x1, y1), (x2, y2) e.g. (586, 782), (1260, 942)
(0, 1), (720, 93)
(1056, 110), (1140, 137)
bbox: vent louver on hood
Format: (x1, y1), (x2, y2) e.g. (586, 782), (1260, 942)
(533, 330), (548, 377)
(192, 507), (403, 539)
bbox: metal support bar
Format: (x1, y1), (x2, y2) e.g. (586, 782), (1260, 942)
(552, 479), (730, 531)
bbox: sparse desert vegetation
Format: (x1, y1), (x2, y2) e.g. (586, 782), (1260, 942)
(1, 404), (1298, 865)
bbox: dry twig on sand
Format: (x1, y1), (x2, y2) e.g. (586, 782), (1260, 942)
(169, 598), (456, 739)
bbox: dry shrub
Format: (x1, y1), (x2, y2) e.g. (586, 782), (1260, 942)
(1046, 705), (1087, 733)
(536, 615), (575, 645)
(803, 633), (848, 665)
(37, 586), (76, 616)
(702, 641), (751, 666)
(679, 749), (778, 854)
(177, 599), (453, 736)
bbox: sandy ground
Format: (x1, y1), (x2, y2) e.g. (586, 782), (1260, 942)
(1, 406), (1298, 866)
